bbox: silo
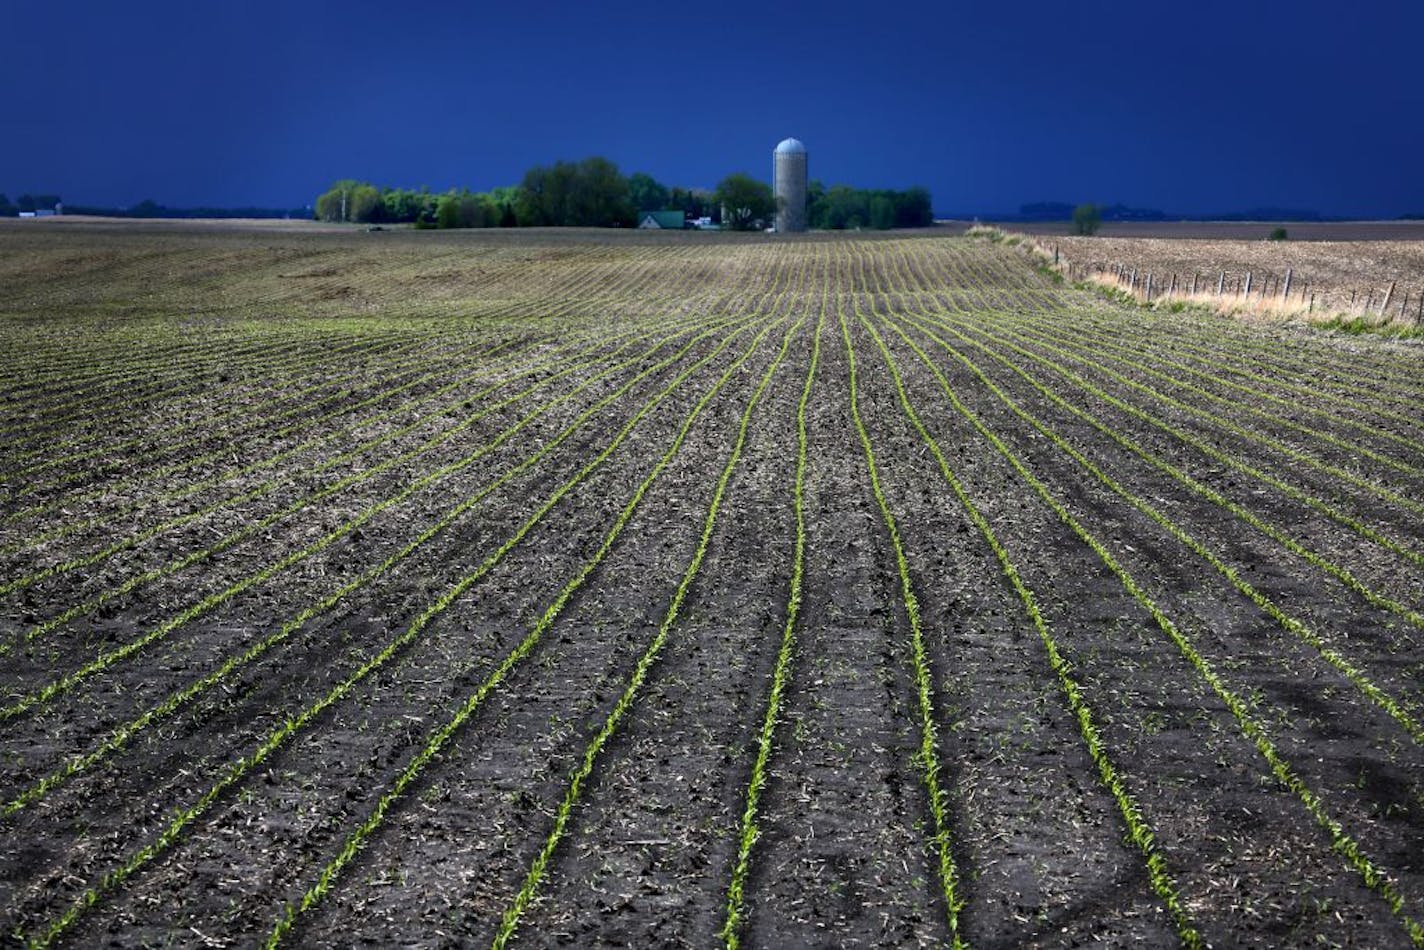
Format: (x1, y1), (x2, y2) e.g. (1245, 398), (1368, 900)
(773, 137), (808, 232)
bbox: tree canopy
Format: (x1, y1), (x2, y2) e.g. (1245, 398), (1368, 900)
(715, 173), (776, 231)
(310, 161), (931, 232)
(1071, 203), (1102, 235)
(807, 183), (932, 230)
(516, 157), (635, 227)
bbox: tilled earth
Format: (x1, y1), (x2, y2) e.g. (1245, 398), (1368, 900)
(0, 221), (1421, 948)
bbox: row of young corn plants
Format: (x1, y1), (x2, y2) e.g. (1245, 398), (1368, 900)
(1017, 309), (1424, 463)
(908, 303), (1424, 603)
(1049, 310), (1424, 428)
(19, 312), (785, 950)
(719, 299), (824, 948)
(883, 247), (1424, 573)
(2, 329), (470, 492)
(0, 330), (541, 532)
(0, 313), (769, 826)
(0, 325), (413, 456)
(0, 313), (754, 714)
(842, 291), (1202, 947)
(868, 261), (1424, 945)
(1039, 282), (1424, 400)
(0, 328), (557, 544)
(0, 319), (676, 583)
(991, 309), (1424, 484)
(927, 292), (1424, 523)
(265, 251), (808, 947)
(0, 321), (350, 427)
(469, 316), (803, 950)
(834, 297), (965, 945)
(0, 320), (301, 406)
(892, 306), (1424, 742)
(859, 309), (1424, 946)
(901, 251), (1424, 612)
(0, 325), (639, 631)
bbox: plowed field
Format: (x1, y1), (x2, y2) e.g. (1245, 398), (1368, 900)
(1, 222), (1421, 948)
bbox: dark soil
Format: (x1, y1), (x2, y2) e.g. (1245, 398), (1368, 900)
(1, 223), (1420, 948)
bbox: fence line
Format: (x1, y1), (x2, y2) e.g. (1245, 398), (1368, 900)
(1045, 242), (1424, 327)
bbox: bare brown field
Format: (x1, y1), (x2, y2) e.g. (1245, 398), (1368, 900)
(1, 222), (1422, 948)
(967, 225), (1424, 331)
(986, 220), (1424, 242)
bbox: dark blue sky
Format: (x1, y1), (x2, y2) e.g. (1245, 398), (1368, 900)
(5, 0), (1422, 216)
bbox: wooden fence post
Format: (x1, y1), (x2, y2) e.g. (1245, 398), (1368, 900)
(1146, 272), (1153, 298)
(1244, 272), (1253, 297)
(1218, 271), (1226, 295)
(1381, 280), (1396, 315)
(1282, 267), (1292, 300)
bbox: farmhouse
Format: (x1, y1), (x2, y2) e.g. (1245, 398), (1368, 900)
(637, 211), (685, 230)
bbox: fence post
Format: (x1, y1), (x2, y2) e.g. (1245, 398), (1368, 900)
(1282, 267), (1292, 301)
(1146, 272), (1153, 299)
(1218, 271), (1226, 295)
(1170, 273), (1178, 295)
(1381, 280), (1396, 315)
(1244, 272), (1253, 297)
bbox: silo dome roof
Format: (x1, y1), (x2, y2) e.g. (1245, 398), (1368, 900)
(774, 138), (807, 155)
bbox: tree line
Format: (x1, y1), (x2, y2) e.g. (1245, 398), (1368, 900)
(0, 194), (62, 216)
(313, 158), (933, 231)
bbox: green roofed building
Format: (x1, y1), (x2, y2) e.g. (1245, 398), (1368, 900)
(637, 210), (686, 230)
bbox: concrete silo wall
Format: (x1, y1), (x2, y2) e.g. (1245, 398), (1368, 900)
(774, 149), (808, 233)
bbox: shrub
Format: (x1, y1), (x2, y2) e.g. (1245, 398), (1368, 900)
(1072, 203), (1102, 236)
(1268, 226), (1289, 241)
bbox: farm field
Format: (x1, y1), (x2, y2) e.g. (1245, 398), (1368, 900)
(1, 221), (1422, 948)
(989, 225), (1424, 328)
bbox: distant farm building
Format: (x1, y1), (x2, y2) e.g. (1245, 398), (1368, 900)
(773, 137), (808, 233)
(637, 211), (686, 230)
